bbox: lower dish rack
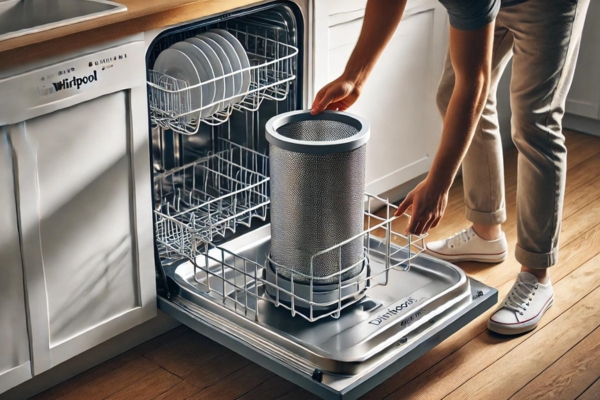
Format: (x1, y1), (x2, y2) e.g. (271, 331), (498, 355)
(193, 195), (427, 322)
(154, 139), (428, 321)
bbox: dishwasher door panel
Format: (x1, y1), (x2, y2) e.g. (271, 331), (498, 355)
(0, 127), (32, 393)
(10, 89), (155, 374)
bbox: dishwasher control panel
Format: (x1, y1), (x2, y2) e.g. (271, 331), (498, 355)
(0, 40), (146, 125)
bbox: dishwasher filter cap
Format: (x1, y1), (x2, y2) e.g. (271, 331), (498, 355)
(265, 110), (370, 154)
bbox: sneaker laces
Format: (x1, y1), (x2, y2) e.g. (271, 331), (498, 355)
(504, 280), (538, 315)
(446, 228), (474, 248)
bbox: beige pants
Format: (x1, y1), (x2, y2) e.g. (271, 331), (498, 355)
(436, 0), (590, 268)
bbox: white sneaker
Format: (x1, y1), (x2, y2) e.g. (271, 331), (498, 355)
(425, 227), (507, 263)
(488, 272), (554, 335)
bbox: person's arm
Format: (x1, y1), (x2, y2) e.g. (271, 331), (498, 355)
(310, 0), (496, 236)
(310, 0), (408, 114)
(394, 23), (495, 235)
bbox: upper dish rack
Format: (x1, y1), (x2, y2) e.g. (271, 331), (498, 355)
(148, 22), (298, 135)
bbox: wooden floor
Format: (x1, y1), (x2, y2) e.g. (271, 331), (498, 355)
(32, 130), (600, 400)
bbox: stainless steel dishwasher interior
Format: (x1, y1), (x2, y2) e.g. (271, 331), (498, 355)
(148, 4), (497, 398)
(0, 0), (126, 42)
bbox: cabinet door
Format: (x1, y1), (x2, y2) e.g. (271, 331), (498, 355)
(10, 90), (155, 374)
(314, 0), (448, 195)
(0, 128), (32, 393)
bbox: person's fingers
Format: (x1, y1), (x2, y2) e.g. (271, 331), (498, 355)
(406, 204), (424, 235)
(310, 84), (336, 115)
(421, 216), (435, 236)
(310, 87), (333, 115)
(395, 194), (412, 217)
(407, 216), (423, 236)
(431, 212), (443, 229)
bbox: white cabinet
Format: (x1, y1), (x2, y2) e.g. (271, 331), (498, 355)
(566, 0), (600, 120)
(313, 0), (448, 195)
(0, 129), (32, 393)
(8, 89), (155, 375)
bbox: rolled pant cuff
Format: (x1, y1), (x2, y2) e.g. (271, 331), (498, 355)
(465, 206), (506, 225)
(515, 244), (558, 269)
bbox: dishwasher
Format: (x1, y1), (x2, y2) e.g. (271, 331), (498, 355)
(146, 2), (498, 398)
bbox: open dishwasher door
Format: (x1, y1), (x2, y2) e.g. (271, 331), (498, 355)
(158, 226), (497, 399)
(146, 2), (498, 398)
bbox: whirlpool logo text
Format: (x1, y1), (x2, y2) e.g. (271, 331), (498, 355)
(368, 297), (418, 326)
(52, 71), (98, 92)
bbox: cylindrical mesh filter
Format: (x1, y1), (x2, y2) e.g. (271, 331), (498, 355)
(266, 111), (370, 285)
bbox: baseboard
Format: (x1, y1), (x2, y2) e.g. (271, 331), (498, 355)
(563, 113), (600, 137)
(1, 311), (180, 400)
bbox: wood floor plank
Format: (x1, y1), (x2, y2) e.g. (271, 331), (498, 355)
(565, 152), (600, 194)
(183, 350), (250, 390)
(512, 327), (600, 400)
(577, 378), (600, 400)
(188, 363), (274, 400)
(564, 130), (600, 170)
(563, 173), (600, 220)
(237, 375), (299, 400)
(31, 326), (188, 400)
(143, 330), (211, 367)
(380, 253), (600, 400)
(149, 334), (225, 378)
(274, 389), (320, 400)
(445, 284), (600, 399)
(132, 325), (190, 355)
(152, 381), (201, 400)
(106, 367), (181, 400)
(56, 357), (159, 400)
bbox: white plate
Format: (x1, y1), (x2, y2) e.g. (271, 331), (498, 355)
(201, 32), (243, 102)
(186, 37), (227, 114)
(193, 36), (236, 111)
(154, 48), (204, 122)
(169, 42), (216, 118)
(212, 29), (251, 101)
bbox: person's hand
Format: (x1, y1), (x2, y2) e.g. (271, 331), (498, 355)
(394, 178), (449, 236)
(310, 76), (362, 115)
